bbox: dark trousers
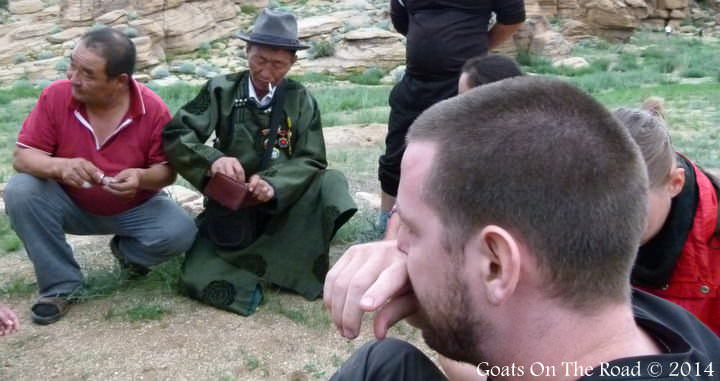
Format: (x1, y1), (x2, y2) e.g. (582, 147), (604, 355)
(330, 339), (449, 381)
(378, 74), (458, 197)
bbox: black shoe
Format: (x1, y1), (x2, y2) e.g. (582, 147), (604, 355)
(109, 236), (150, 280)
(31, 295), (74, 325)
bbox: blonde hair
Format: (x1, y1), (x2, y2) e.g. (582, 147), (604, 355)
(613, 97), (675, 189)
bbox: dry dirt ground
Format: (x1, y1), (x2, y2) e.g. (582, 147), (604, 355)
(0, 124), (437, 381)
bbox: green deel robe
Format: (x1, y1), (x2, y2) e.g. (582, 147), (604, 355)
(163, 71), (357, 315)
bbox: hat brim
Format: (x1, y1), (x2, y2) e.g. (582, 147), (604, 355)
(235, 33), (309, 50)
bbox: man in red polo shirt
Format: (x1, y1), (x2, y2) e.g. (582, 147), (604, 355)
(3, 28), (196, 325)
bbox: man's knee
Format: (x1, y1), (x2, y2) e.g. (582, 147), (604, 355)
(333, 339), (445, 381)
(4, 174), (49, 213)
(145, 214), (197, 254)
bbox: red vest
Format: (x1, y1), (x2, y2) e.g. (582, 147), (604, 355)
(639, 161), (720, 335)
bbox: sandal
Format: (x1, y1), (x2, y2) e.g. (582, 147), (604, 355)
(31, 296), (72, 325)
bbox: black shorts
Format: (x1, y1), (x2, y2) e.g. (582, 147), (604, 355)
(378, 74), (458, 196)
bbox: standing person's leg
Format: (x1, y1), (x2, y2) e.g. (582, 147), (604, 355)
(378, 75), (458, 231)
(109, 192), (196, 269)
(330, 339), (448, 381)
(378, 76), (419, 230)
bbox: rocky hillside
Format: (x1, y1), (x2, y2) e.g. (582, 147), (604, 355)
(0, 0), (717, 86)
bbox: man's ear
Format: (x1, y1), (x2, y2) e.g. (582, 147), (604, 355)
(114, 73), (130, 86)
(668, 167), (685, 198)
(465, 225), (521, 305)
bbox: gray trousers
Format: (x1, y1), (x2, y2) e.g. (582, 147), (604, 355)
(3, 173), (197, 297)
(330, 339), (448, 381)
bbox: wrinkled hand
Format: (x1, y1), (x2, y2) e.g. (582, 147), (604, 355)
(56, 158), (102, 189)
(103, 168), (142, 199)
(324, 240), (419, 340)
(247, 175), (274, 202)
(0, 305), (19, 336)
(211, 157), (245, 183)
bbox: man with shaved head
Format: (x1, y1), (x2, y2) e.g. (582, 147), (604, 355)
(326, 77), (720, 380)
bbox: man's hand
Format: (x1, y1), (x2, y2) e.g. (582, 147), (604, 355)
(324, 240), (419, 340)
(247, 174), (275, 202)
(211, 157), (246, 183)
(103, 168), (142, 199)
(0, 305), (19, 336)
(55, 157), (102, 189)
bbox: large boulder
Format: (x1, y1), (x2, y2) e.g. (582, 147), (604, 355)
(297, 27), (405, 73)
(133, 36), (163, 69)
(585, 0), (638, 29)
(96, 10), (127, 26)
(657, 0), (688, 9)
(47, 27), (87, 44)
(298, 13), (348, 38)
(130, 0), (185, 16)
(9, 23), (55, 40)
(9, 0), (45, 15)
(515, 16), (573, 59)
(160, 3), (216, 53)
(60, 0), (95, 24)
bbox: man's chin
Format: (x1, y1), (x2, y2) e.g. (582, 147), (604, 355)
(422, 329), (476, 364)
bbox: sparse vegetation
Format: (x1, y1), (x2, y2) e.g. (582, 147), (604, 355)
(308, 40), (335, 59)
(347, 67), (385, 85)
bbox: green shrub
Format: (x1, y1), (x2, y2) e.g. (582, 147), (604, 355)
(240, 5), (257, 14)
(681, 68), (707, 78)
(348, 67), (385, 85)
(90, 23), (108, 32)
(55, 58), (70, 72)
(309, 40), (335, 59)
(151, 66), (170, 79)
(127, 10), (138, 21)
(177, 62), (196, 75)
(614, 54), (640, 72)
(516, 52), (557, 74)
(49, 25), (63, 34)
(13, 54), (27, 64)
(640, 46), (665, 59)
(37, 50), (55, 60)
(289, 71), (335, 83)
(123, 27), (139, 38)
(0, 0), (7, 10)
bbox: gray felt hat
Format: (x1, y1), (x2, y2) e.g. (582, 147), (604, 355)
(236, 8), (309, 51)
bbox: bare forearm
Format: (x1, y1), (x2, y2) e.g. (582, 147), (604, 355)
(488, 22), (523, 50)
(135, 164), (176, 191)
(13, 147), (63, 179)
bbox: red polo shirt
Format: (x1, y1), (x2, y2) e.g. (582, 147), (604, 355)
(16, 79), (172, 216)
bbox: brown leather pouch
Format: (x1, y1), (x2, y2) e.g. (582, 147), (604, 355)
(204, 173), (261, 210)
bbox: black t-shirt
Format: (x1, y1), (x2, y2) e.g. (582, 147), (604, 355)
(579, 290), (719, 380)
(391, 0), (526, 80)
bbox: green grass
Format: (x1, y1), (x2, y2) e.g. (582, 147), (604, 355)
(262, 290), (331, 330)
(0, 276), (36, 297)
(347, 67), (385, 85)
(105, 303), (171, 321)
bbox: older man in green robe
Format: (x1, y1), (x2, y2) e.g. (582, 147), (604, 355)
(163, 9), (356, 315)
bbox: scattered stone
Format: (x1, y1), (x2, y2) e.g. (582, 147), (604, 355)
(553, 56), (590, 69)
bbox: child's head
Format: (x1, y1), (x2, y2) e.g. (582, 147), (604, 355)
(613, 97), (685, 244)
(458, 54), (523, 94)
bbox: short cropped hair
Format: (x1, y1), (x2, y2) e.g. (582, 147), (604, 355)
(80, 28), (136, 78)
(461, 54), (523, 88)
(407, 77), (648, 310)
(613, 98), (675, 189)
